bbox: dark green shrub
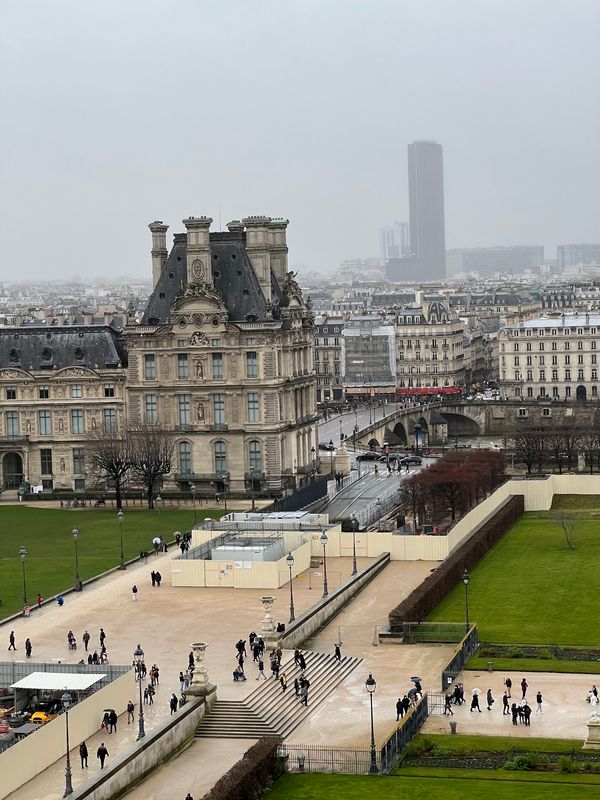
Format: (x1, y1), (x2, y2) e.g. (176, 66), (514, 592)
(538, 648), (553, 660)
(508, 647), (524, 658)
(557, 756), (576, 774)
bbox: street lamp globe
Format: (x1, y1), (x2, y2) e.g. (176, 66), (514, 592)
(19, 545), (27, 561)
(155, 495), (162, 505)
(61, 691), (72, 709)
(117, 510), (124, 522)
(320, 530), (328, 546)
(365, 673), (376, 694)
(72, 528), (79, 541)
(286, 551), (294, 568)
(328, 439), (334, 450)
(134, 643), (144, 664)
(462, 569), (470, 586)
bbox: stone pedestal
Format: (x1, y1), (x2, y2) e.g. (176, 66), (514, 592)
(186, 641), (216, 701)
(334, 444), (351, 476)
(583, 717), (600, 749)
(261, 595), (279, 647)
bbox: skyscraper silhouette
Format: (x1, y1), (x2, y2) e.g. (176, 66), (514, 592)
(408, 140), (446, 280)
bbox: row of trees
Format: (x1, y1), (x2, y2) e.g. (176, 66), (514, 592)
(511, 419), (600, 475)
(398, 450), (506, 526)
(86, 422), (175, 509)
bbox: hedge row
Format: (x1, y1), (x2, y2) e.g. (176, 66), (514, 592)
(389, 495), (524, 628)
(202, 737), (283, 800)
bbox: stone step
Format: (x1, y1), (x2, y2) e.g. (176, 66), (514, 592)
(195, 699), (278, 739)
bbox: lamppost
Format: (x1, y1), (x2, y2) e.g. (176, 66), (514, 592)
(18, 546), (28, 607)
(310, 447), (316, 481)
(223, 472), (230, 512)
(287, 551), (295, 622)
(320, 530), (329, 598)
(376, 497), (383, 531)
(383, 441), (389, 464)
(155, 494), (162, 523)
(72, 528), (81, 591)
(133, 643), (146, 740)
(117, 510), (125, 569)
(365, 673), (378, 774)
(351, 514), (358, 576)
(328, 440), (334, 475)
(191, 485), (197, 526)
(414, 423), (422, 457)
(462, 569), (470, 633)
(61, 690), (73, 796)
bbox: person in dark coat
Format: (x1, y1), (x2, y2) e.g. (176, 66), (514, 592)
(521, 677), (528, 699)
(79, 741), (88, 768)
(83, 630), (90, 651)
(108, 710), (117, 733)
(504, 677), (512, 697)
(8, 631), (16, 650)
(470, 692), (481, 712)
(151, 571), (156, 587)
(169, 693), (178, 714)
(155, 571), (162, 587)
(334, 644), (341, 662)
(402, 695), (410, 715)
(511, 703), (519, 725)
(444, 692), (454, 715)
(486, 689), (494, 711)
(97, 743), (109, 769)
(503, 691), (510, 715)
(522, 702), (532, 726)
(25, 638), (32, 657)
(396, 698), (404, 720)
(99, 628), (106, 648)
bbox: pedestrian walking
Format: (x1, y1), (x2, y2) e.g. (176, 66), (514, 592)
(132, 584), (138, 601)
(511, 703), (519, 725)
(99, 628), (106, 648)
(83, 630), (90, 651)
(8, 631), (16, 651)
(536, 691), (543, 713)
(486, 689), (494, 711)
(36, 593), (43, 610)
(299, 653), (306, 671)
(109, 710), (117, 733)
(444, 692), (454, 716)
(185, 794), (193, 800)
(503, 691), (510, 715)
(25, 638), (32, 657)
(294, 677), (300, 696)
(470, 692), (481, 712)
(523, 702), (532, 726)
(188, 650), (194, 669)
(147, 684), (155, 704)
(300, 678), (309, 706)
(521, 677), (528, 699)
(96, 743), (109, 769)
(334, 644), (341, 662)
(280, 673), (288, 693)
(79, 741), (88, 768)
(402, 695), (410, 716)
(293, 649), (302, 667)
(256, 658), (267, 680)
(151, 571), (156, 587)
(179, 671), (185, 692)
(170, 693), (178, 714)
(396, 698), (404, 720)
(155, 571), (162, 587)
(127, 700), (135, 723)
(143, 687), (149, 704)
(504, 677), (512, 697)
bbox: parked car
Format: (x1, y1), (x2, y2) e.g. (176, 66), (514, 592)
(356, 451), (380, 461)
(318, 442), (335, 451)
(378, 453), (401, 462)
(399, 455), (422, 465)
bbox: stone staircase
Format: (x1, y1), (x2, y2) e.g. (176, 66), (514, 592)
(195, 650), (363, 739)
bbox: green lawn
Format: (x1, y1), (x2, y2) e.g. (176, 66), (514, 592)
(466, 657), (600, 674)
(0, 506), (222, 618)
(410, 733), (583, 754)
(427, 515), (600, 646)
(267, 772), (600, 799)
(551, 495), (600, 511)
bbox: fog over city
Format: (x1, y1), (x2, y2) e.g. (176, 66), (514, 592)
(1, 0), (599, 280)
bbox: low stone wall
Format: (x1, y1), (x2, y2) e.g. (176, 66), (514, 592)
(70, 695), (210, 800)
(280, 553), (391, 649)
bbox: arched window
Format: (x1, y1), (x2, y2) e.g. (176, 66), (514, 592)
(214, 441), (227, 475)
(179, 441), (192, 475)
(248, 440), (263, 473)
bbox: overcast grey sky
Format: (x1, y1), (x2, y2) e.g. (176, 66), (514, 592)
(1, 0), (599, 280)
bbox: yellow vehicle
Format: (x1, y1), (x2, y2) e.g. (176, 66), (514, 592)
(30, 710), (57, 725)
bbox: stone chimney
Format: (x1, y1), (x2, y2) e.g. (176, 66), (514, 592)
(242, 216), (272, 302)
(83, 312), (93, 326)
(268, 218), (289, 287)
(148, 221), (169, 288)
(182, 216), (213, 286)
(226, 220), (244, 235)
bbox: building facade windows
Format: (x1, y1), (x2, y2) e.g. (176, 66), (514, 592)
(38, 410), (52, 436)
(71, 409), (84, 435)
(5, 411), (19, 437)
(246, 351), (258, 378)
(178, 394), (191, 426)
(211, 353), (224, 379)
(213, 394), (225, 425)
(179, 441), (192, 474)
(247, 392), (260, 422)
(72, 448), (85, 474)
(144, 354), (156, 380)
(71, 385), (83, 398)
(145, 394), (157, 423)
(40, 449), (53, 475)
(103, 408), (117, 432)
(177, 354), (189, 380)
(214, 440), (227, 474)
(248, 440), (262, 472)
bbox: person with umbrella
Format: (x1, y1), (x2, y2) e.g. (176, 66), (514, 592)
(470, 688), (482, 712)
(152, 537), (161, 556)
(407, 687), (419, 707)
(411, 676), (423, 694)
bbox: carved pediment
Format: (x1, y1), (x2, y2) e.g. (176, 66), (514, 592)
(172, 283), (228, 315)
(0, 368), (34, 381)
(52, 367), (99, 379)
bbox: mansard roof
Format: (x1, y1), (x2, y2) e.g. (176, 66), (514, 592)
(0, 325), (127, 371)
(142, 230), (282, 325)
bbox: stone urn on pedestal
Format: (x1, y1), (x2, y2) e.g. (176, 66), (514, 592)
(186, 641), (217, 708)
(261, 595), (279, 647)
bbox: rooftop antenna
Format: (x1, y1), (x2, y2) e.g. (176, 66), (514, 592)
(218, 201), (222, 230)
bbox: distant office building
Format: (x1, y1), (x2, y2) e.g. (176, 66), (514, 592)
(408, 140), (446, 281)
(314, 315), (344, 404)
(342, 318), (396, 388)
(557, 244), (600, 269)
(379, 221), (409, 265)
(446, 245), (544, 278)
(384, 256), (422, 282)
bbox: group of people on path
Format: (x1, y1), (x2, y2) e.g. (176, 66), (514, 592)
(7, 631), (32, 657)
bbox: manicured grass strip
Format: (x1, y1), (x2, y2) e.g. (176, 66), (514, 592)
(551, 495), (600, 510)
(0, 506), (223, 618)
(267, 773), (600, 799)
(412, 733), (584, 753)
(467, 657), (600, 674)
(427, 514), (600, 646)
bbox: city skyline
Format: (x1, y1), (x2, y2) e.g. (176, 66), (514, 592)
(1, 0), (599, 280)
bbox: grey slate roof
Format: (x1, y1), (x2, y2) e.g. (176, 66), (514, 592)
(142, 231), (282, 325)
(0, 326), (127, 371)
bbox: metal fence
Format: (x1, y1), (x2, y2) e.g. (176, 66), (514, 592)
(264, 476), (329, 513)
(394, 622), (470, 644)
(279, 695), (429, 775)
(441, 625), (479, 691)
(0, 661), (131, 692)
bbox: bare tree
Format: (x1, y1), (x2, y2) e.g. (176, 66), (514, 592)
(130, 422), (176, 509)
(551, 511), (580, 551)
(512, 426), (543, 475)
(86, 426), (134, 510)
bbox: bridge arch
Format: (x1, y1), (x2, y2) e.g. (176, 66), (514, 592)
(368, 437), (381, 450)
(440, 412), (481, 436)
(418, 416), (429, 433)
(393, 422), (407, 445)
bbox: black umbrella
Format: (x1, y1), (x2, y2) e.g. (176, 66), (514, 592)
(410, 676), (422, 683)
(407, 688), (418, 698)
